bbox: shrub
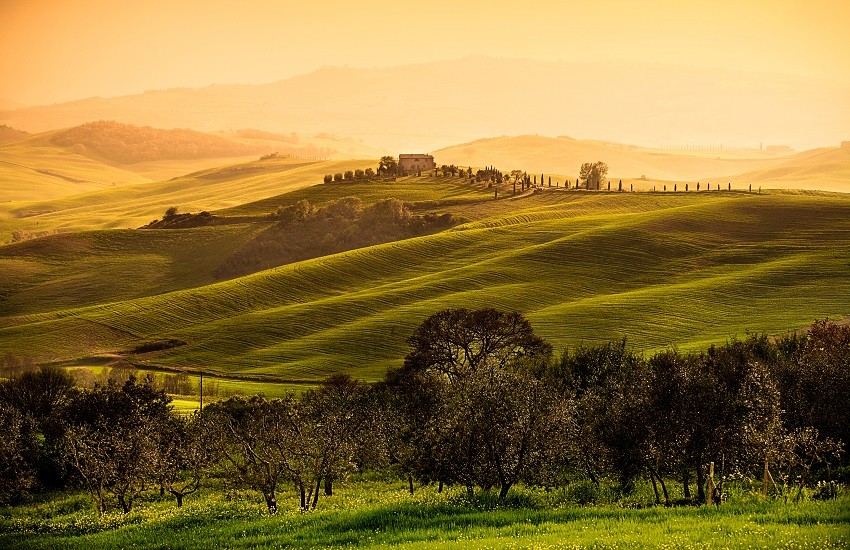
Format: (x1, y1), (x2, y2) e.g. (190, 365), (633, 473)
(323, 174), (332, 184)
(563, 480), (600, 505)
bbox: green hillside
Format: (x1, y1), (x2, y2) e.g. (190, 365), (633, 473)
(0, 173), (496, 318)
(0, 224), (262, 317)
(0, 157), (373, 243)
(3, 188), (849, 384)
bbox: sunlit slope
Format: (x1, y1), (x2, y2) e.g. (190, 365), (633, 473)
(0, 175), (489, 316)
(0, 137), (152, 202)
(219, 173), (496, 217)
(0, 224), (263, 317)
(729, 145), (850, 193)
(433, 135), (794, 182)
(3, 192), (849, 381)
(2, 158), (371, 238)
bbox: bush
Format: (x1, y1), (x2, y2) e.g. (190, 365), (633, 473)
(562, 481), (600, 505)
(323, 174), (333, 184)
(344, 170), (354, 180)
(333, 173), (343, 182)
(354, 169), (365, 180)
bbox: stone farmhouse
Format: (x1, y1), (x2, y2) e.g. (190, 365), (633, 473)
(399, 154), (436, 174)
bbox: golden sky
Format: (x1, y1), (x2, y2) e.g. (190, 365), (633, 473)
(1, 0), (849, 105)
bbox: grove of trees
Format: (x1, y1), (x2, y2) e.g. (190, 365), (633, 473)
(579, 162), (608, 190)
(1, 312), (846, 515)
(215, 197), (457, 278)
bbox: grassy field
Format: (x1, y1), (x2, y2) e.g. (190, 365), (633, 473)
(0, 224), (264, 316)
(0, 156), (372, 243)
(2, 479), (847, 549)
(2, 185), (850, 384)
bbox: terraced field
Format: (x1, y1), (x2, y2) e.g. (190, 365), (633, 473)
(2, 183), (849, 384)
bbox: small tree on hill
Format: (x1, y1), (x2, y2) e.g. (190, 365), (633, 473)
(323, 174), (333, 183)
(378, 156), (398, 176)
(333, 172), (343, 182)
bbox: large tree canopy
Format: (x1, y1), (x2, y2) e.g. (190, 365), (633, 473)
(403, 308), (553, 380)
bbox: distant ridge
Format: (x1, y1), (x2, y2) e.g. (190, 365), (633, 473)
(49, 120), (268, 164)
(0, 124), (29, 144)
(2, 57), (848, 152)
(432, 134), (797, 182)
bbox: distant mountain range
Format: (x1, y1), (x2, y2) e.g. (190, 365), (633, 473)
(2, 57), (848, 152)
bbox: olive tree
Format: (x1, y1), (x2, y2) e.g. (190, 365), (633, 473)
(390, 308), (557, 498)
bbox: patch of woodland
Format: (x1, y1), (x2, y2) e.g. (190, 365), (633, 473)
(50, 120), (267, 164)
(215, 197), (458, 279)
(140, 207), (257, 229)
(0, 124), (29, 144)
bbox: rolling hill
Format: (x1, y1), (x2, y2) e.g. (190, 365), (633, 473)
(48, 120), (270, 164)
(0, 125), (28, 144)
(432, 135), (798, 183)
(2, 185), (849, 385)
(0, 122), (389, 205)
(729, 144), (850, 193)
(0, 156), (378, 244)
(2, 57), (847, 152)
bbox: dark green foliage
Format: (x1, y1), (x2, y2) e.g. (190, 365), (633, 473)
(378, 156), (399, 176)
(60, 378), (173, 513)
(0, 366), (76, 490)
(388, 308), (561, 499)
(0, 403), (36, 503)
(130, 339), (186, 354)
(216, 197), (457, 278)
(142, 210), (224, 229)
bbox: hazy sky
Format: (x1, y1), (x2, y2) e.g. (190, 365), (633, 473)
(2, 0), (849, 105)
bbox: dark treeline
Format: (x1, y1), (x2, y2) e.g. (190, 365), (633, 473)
(216, 197), (457, 278)
(1, 311), (847, 514)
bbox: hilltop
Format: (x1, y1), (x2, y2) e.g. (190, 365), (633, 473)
(730, 144), (850, 193)
(0, 124), (28, 144)
(432, 135), (798, 183)
(0, 122), (387, 203)
(2, 57), (848, 151)
(49, 120), (269, 164)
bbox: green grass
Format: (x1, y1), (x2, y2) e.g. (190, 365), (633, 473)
(0, 224), (265, 316)
(0, 140), (153, 202)
(2, 480), (847, 549)
(0, 157), (373, 242)
(2, 190), (849, 382)
(217, 173), (495, 217)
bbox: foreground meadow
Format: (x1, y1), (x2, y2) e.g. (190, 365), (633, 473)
(2, 479), (847, 549)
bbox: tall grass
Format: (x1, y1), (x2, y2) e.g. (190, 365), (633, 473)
(2, 480), (847, 549)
